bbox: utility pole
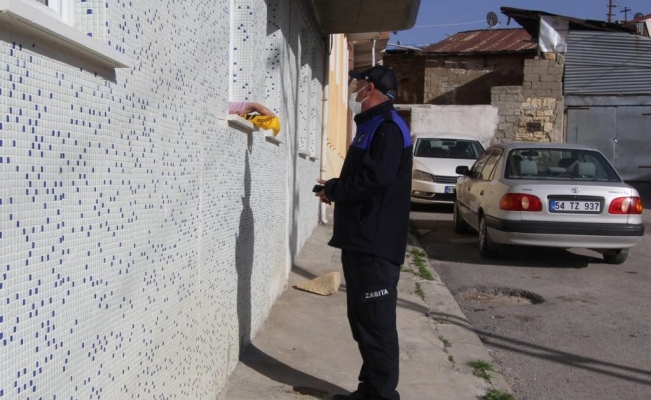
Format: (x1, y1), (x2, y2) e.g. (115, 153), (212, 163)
(607, 0), (616, 22)
(621, 6), (632, 21)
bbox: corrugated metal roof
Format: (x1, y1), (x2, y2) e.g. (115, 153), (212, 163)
(422, 29), (537, 54)
(501, 7), (634, 39)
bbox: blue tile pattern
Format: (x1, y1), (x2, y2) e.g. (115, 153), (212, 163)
(0, 0), (323, 398)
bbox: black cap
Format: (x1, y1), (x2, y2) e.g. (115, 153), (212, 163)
(349, 66), (398, 100)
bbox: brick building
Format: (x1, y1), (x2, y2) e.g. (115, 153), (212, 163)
(384, 29), (537, 105)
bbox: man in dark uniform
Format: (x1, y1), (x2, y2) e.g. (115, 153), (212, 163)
(315, 66), (413, 400)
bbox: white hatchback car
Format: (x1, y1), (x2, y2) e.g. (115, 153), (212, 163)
(411, 133), (485, 204)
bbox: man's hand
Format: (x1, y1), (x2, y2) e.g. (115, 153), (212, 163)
(315, 179), (331, 205)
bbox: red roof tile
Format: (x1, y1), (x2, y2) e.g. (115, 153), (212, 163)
(422, 28), (537, 54)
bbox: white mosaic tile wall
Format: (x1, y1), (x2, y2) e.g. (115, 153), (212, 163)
(0, 0), (323, 398)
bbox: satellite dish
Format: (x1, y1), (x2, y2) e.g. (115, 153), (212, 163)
(634, 12), (644, 19)
(487, 12), (499, 28)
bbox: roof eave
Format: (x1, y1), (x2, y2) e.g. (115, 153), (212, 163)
(423, 49), (538, 56)
(500, 6), (636, 38)
(310, 0), (421, 34)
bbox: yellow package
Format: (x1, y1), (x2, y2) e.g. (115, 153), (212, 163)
(240, 114), (281, 137)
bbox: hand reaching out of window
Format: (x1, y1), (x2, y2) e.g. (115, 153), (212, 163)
(228, 102), (276, 116)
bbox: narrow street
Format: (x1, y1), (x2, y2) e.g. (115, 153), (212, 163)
(411, 205), (651, 400)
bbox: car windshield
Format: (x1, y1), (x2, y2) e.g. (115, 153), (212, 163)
(414, 139), (483, 160)
(504, 148), (621, 182)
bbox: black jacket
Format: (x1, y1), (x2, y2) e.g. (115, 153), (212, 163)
(325, 101), (413, 265)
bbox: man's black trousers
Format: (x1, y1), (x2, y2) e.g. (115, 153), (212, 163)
(341, 250), (401, 400)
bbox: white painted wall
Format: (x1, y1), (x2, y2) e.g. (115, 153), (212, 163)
(0, 0), (322, 398)
(401, 105), (499, 147)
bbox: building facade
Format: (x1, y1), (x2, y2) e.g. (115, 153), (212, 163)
(1, 0), (323, 398)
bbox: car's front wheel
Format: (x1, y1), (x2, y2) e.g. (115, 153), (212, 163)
(603, 249), (629, 265)
(453, 200), (469, 234)
(478, 214), (500, 258)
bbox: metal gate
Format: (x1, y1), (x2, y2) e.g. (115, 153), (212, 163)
(567, 106), (651, 181)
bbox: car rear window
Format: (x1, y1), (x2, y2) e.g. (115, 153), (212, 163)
(504, 149), (621, 182)
(414, 139), (483, 159)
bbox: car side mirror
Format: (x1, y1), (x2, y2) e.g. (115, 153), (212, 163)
(456, 166), (470, 175)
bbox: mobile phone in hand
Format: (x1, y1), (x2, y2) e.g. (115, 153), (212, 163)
(312, 184), (324, 193)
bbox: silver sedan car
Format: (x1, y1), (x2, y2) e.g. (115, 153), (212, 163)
(453, 143), (645, 264)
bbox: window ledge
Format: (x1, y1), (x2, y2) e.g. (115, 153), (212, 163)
(264, 131), (282, 145)
(227, 114), (255, 131)
(227, 115), (282, 145)
(0, 0), (130, 69)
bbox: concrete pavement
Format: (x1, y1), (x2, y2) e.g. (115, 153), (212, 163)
(219, 212), (511, 400)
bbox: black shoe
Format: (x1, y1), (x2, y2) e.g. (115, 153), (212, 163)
(332, 392), (366, 400)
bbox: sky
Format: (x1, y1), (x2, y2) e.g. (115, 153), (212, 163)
(391, 0), (650, 46)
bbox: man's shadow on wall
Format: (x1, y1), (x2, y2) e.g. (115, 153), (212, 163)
(235, 146), (346, 398)
(236, 149), (254, 353)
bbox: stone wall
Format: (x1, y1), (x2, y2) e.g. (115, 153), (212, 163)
(492, 54), (565, 143)
(385, 53), (531, 106)
(383, 52), (425, 104)
(424, 55), (528, 105)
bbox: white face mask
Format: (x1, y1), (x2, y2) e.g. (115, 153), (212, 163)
(348, 85), (368, 115)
